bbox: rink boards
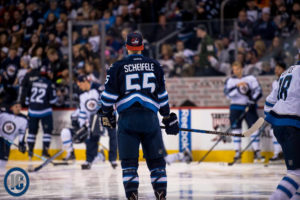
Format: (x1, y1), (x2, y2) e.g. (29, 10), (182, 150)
(9, 108), (273, 162)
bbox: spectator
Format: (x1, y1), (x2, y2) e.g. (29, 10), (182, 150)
(253, 7), (276, 43)
(100, 10), (116, 30)
(265, 36), (285, 68)
(244, 49), (262, 76)
(24, 1), (44, 39)
(0, 11), (12, 33)
(11, 10), (24, 37)
(170, 52), (188, 77)
(175, 40), (194, 63)
(195, 24), (220, 76)
(46, 48), (68, 84)
(159, 43), (174, 77)
(44, 0), (60, 19)
(88, 24), (100, 53)
(236, 10), (253, 43)
(152, 14), (175, 42)
(63, 0), (77, 20)
(1, 47), (20, 86)
(260, 61), (273, 75)
(27, 34), (41, 55)
(43, 12), (57, 34)
(55, 21), (67, 42)
(77, 0), (91, 20)
(245, 0), (261, 22)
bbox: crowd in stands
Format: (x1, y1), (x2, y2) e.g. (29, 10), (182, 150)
(0, 0), (300, 107)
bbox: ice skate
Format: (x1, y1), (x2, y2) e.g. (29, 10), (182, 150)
(63, 150), (75, 161)
(81, 161), (92, 170)
(183, 148), (193, 164)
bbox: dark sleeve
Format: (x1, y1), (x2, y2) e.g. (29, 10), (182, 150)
(156, 62), (170, 117)
(100, 65), (119, 113)
(48, 82), (57, 105)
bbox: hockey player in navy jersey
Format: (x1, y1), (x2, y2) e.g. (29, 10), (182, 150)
(26, 66), (57, 158)
(99, 32), (179, 200)
(224, 61), (263, 162)
(265, 62), (286, 162)
(264, 59), (300, 200)
(0, 102), (27, 170)
(71, 76), (117, 170)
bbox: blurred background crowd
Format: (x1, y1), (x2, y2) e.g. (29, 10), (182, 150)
(0, 0), (300, 107)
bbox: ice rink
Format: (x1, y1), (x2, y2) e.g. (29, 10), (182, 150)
(0, 161), (285, 199)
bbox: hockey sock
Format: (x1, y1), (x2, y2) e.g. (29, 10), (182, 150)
(61, 129), (74, 154)
(250, 130), (260, 151)
(270, 171), (300, 200)
(151, 168), (167, 199)
(27, 133), (36, 156)
(147, 158), (167, 199)
(43, 133), (51, 151)
(232, 129), (242, 152)
(291, 187), (300, 200)
(121, 159), (139, 198)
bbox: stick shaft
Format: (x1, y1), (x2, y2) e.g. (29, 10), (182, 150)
(160, 126), (244, 137)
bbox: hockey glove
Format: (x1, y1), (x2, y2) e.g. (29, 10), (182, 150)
(98, 108), (116, 129)
(162, 112), (179, 135)
(18, 141), (26, 153)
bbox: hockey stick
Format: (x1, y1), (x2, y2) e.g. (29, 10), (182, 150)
(1, 137), (66, 166)
(160, 117), (264, 137)
(28, 149), (64, 172)
(228, 123), (267, 166)
(198, 107), (249, 164)
(28, 126), (89, 172)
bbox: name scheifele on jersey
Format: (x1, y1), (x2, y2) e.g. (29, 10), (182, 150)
(101, 54), (170, 117)
(27, 77), (57, 117)
(124, 63), (154, 73)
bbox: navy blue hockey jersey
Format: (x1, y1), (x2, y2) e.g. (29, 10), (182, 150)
(26, 77), (57, 117)
(100, 54), (170, 117)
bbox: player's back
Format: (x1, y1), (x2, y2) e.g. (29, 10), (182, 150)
(27, 76), (57, 117)
(108, 54), (165, 114)
(266, 65), (300, 128)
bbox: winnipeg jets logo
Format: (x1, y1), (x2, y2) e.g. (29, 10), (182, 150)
(85, 98), (98, 112)
(3, 121), (16, 135)
(131, 38), (139, 45)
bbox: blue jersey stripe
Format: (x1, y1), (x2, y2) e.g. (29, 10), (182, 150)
(265, 101), (275, 107)
(230, 104), (247, 111)
(265, 112), (300, 129)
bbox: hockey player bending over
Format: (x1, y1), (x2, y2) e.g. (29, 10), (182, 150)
(60, 107), (118, 169)
(99, 32), (179, 200)
(62, 76), (117, 170)
(0, 102), (27, 170)
(265, 57), (300, 200)
(224, 61), (263, 162)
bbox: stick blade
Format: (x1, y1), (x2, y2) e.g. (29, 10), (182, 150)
(243, 117), (265, 137)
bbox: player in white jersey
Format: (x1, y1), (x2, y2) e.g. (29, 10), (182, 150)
(264, 61), (300, 200)
(224, 61), (263, 162)
(265, 62), (286, 162)
(61, 75), (117, 169)
(0, 102), (27, 169)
